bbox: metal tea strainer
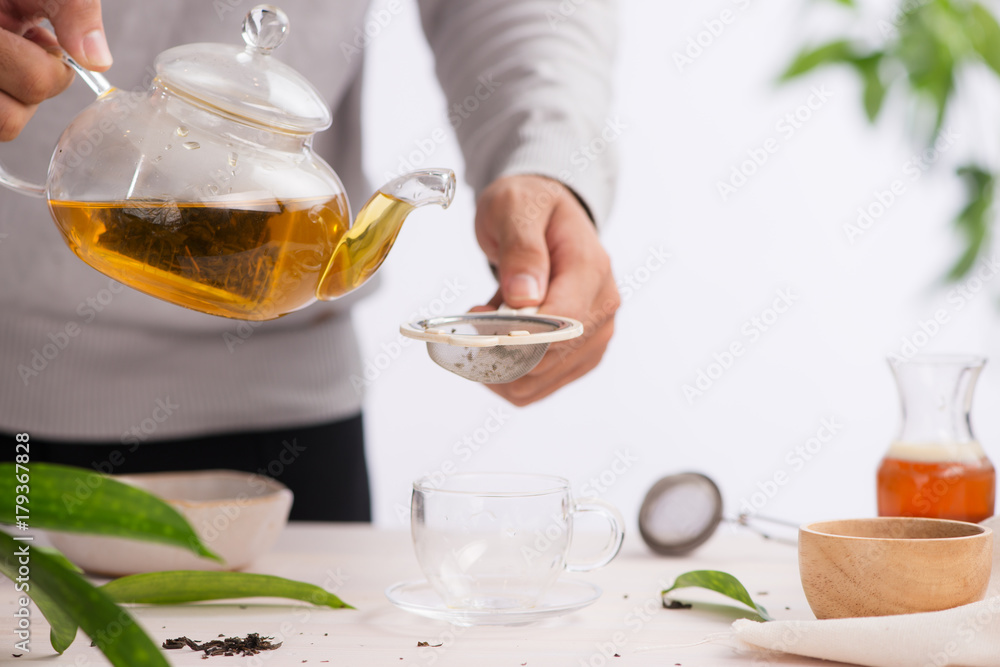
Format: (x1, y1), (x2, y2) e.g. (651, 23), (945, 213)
(399, 308), (583, 383)
(638, 473), (798, 556)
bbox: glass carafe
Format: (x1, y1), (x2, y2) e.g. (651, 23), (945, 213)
(877, 354), (995, 522)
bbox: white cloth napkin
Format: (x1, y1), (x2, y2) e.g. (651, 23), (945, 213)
(730, 517), (1000, 667)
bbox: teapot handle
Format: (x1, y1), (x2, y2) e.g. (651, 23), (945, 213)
(0, 52), (112, 199)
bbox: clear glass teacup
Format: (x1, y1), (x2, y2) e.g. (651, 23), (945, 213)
(410, 473), (625, 610)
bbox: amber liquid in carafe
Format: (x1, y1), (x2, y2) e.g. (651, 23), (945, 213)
(49, 193), (414, 320)
(877, 443), (996, 523)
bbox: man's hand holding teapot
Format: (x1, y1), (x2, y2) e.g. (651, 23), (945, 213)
(0, 0), (111, 141)
(473, 174), (619, 407)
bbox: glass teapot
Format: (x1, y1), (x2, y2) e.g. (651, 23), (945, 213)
(0, 5), (455, 320)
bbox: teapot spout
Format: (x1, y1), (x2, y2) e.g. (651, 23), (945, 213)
(379, 168), (456, 210)
(317, 169), (456, 300)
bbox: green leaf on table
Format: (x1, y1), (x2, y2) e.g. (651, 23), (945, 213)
(946, 164), (995, 280)
(0, 463), (221, 562)
(781, 40), (856, 80)
(101, 570), (355, 609)
(0, 531), (168, 664)
(662, 569), (772, 621)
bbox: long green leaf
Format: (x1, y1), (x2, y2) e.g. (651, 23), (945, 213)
(102, 570), (354, 609)
(850, 53), (888, 121)
(36, 546), (83, 574)
(781, 40), (856, 80)
(947, 164), (995, 280)
(0, 531), (168, 665)
(897, 5), (958, 136)
(967, 3), (1000, 75)
(0, 463), (220, 562)
(54, 570), (354, 652)
(0, 532), (78, 652)
(662, 569), (772, 621)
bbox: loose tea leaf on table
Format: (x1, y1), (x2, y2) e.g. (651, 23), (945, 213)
(663, 599), (692, 610)
(162, 633), (282, 657)
(661, 570), (772, 621)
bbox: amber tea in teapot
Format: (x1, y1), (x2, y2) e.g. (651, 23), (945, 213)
(50, 190), (416, 320)
(51, 196), (343, 319)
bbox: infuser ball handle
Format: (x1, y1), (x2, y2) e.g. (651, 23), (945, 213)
(0, 52), (112, 198)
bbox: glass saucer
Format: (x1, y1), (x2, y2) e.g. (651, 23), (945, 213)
(384, 579), (602, 626)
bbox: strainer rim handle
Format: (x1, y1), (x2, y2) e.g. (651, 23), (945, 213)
(399, 312), (583, 347)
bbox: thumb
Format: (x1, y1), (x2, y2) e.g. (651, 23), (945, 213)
(46, 0), (112, 70)
(495, 215), (551, 309)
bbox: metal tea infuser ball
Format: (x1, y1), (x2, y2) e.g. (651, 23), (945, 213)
(400, 307), (583, 384)
(638, 473), (798, 556)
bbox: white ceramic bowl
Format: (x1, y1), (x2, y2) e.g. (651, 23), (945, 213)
(48, 470), (293, 576)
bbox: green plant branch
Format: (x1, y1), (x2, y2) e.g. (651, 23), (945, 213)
(948, 164), (995, 278)
(785, 0), (1000, 279)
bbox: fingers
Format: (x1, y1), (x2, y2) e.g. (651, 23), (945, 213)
(0, 92), (37, 142)
(492, 271), (618, 405)
(486, 200), (620, 405)
(487, 313), (616, 406)
(43, 0), (112, 70)
(539, 197), (613, 319)
(0, 0), (112, 143)
(23, 23), (61, 51)
(475, 176), (554, 309)
(469, 289), (503, 313)
(534, 274), (619, 377)
(474, 174), (619, 406)
(0, 26), (73, 141)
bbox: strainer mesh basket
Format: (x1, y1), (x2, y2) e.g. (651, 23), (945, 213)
(421, 316), (560, 384)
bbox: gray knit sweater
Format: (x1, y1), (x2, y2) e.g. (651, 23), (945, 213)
(0, 0), (617, 441)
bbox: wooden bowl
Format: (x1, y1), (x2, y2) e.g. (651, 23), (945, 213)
(799, 517), (993, 619)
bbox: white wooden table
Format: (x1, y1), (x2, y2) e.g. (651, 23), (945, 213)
(2, 524), (840, 666)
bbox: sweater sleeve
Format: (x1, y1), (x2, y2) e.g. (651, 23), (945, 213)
(417, 0), (619, 226)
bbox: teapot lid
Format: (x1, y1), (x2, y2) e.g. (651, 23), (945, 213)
(154, 5), (331, 133)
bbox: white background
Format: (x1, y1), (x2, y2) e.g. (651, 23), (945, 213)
(352, 0), (1000, 533)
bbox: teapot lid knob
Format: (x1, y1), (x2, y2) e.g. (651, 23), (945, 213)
(242, 5), (289, 54)
(154, 4), (331, 133)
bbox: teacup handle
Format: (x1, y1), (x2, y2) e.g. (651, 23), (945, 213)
(566, 497), (625, 572)
(0, 52), (112, 198)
